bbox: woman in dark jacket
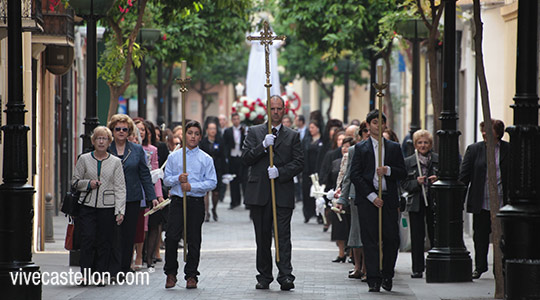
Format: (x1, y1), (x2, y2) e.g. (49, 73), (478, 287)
(400, 129), (438, 279)
(107, 114), (158, 275)
(200, 121), (227, 221)
(302, 120), (324, 223)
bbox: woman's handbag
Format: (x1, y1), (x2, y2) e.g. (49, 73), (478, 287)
(61, 183), (81, 217)
(64, 220), (74, 250)
(61, 180), (89, 217)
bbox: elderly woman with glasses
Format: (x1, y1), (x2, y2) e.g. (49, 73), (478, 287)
(72, 126), (126, 285)
(400, 129), (438, 279)
(107, 114), (158, 275)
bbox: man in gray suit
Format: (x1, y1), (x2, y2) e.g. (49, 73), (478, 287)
(242, 95), (304, 291)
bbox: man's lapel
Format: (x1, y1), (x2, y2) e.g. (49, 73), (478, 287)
(274, 126), (288, 150)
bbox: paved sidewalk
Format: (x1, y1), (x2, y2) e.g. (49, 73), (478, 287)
(34, 198), (496, 300)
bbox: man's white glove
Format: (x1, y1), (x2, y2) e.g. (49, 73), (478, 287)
(267, 166), (279, 179)
(262, 134), (276, 148)
(315, 197), (326, 217)
(326, 189), (335, 200)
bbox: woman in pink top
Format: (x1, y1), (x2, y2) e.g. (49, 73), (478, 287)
(134, 120), (164, 270)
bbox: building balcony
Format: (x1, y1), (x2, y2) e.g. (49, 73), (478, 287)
(34, 0), (75, 46)
(0, 0), (44, 39)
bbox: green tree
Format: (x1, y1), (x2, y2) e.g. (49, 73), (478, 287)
(147, 0), (252, 120)
(276, 0), (395, 121)
(96, 0), (202, 121)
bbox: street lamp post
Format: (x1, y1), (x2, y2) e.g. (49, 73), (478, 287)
(337, 56), (355, 124)
(0, 0), (41, 298)
(157, 60), (165, 126)
(396, 19), (429, 157)
(69, 0), (113, 265)
(136, 28), (161, 120)
(498, 1), (540, 299)
(425, 0), (472, 283)
(69, 0), (113, 150)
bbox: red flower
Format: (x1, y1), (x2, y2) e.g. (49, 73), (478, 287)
(245, 113), (250, 119)
(232, 107), (236, 113)
(257, 114), (264, 119)
(162, 34), (167, 41)
(243, 100), (248, 106)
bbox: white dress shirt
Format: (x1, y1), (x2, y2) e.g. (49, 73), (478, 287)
(367, 136), (392, 203)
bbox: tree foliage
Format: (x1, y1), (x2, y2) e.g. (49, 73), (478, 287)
(276, 0), (394, 120)
(140, 0), (252, 120)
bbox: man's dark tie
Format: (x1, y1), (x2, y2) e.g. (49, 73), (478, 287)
(272, 127), (278, 136)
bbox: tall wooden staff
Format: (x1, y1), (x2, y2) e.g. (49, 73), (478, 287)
(176, 60), (190, 262)
(247, 21), (285, 262)
(373, 64), (387, 272)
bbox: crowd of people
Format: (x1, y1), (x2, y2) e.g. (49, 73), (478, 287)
(70, 99), (508, 292)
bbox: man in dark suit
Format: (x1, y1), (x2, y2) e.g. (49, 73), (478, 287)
(242, 95), (303, 291)
(350, 110), (407, 292)
(223, 112), (246, 209)
(459, 119), (509, 280)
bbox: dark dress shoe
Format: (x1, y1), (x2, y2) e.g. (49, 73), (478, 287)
(332, 256), (346, 263)
(165, 274), (177, 288)
(348, 270), (363, 279)
(382, 278), (393, 291)
(280, 278), (295, 291)
(368, 283), (381, 292)
(411, 272), (423, 279)
(255, 282), (269, 289)
(186, 277), (197, 289)
(472, 270), (484, 279)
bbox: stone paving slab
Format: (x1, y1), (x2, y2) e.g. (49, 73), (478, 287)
(33, 197), (496, 300)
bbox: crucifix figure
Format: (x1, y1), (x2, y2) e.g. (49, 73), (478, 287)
(246, 21), (286, 263)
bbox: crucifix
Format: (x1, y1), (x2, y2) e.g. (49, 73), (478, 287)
(247, 21), (285, 262)
(176, 60), (191, 263)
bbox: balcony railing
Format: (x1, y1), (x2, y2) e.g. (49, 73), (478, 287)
(0, 0), (44, 32)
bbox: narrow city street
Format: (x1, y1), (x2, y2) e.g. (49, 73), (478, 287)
(35, 197), (496, 300)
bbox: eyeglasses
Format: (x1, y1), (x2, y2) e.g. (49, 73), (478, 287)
(362, 129), (369, 133)
(115, 127), (129, 132)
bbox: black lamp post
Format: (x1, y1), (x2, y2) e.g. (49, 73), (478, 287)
(69, 0), (114, 151)
(69, 0), (113, 265)
(136, 28), (160, 120)
(498, 1), (540, 299)
(157, 60), (165, 126)
(337, 56), (356, 124)
(0, 0), (41, 298)
(396, 19), (429, 157)
(425, 0), (472, 283)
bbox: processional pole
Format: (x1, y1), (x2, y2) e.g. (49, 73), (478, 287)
(247, 21), (286, 262)
(373, 64), (387, 272)
(176, 61), (190, 262)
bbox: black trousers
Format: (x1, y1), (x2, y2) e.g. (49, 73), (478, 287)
(357, 198), (400, 285)
(229, 156), (245, 208)
(118, 201), (141, 273)
(79, 205), (116, 274)
(473, 209), (491, 273)
(409, 199), (435, 273)
(301, 173), (315, 221)
(164, 195), (205, 280)
(250, 203), (294, 285)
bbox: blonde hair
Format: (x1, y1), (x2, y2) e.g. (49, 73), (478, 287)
(91, 126), (113, 143)
(412, 129), (433, 146)
(108, 114), (135, 136)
